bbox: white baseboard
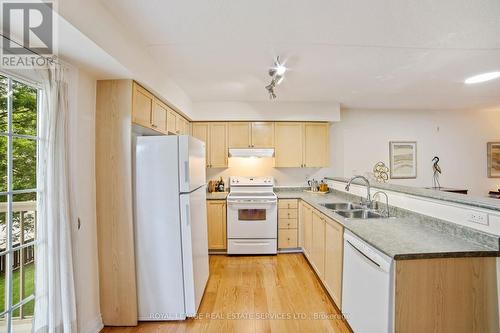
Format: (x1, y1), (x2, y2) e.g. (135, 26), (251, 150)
(81, 314), (104, 333)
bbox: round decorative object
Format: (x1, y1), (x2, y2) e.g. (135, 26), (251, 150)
(373, 162), (389, 183)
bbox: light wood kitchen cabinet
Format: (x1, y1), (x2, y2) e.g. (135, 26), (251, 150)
(251, 122), (274, 147)
(311, 210), (326, 279)
(304, 122), (329, 167)
(278, 229), (298, 248)
(278, 199), (299, 249)
(278, 199), (298, 209)
(302, 202), (313, 257)
(228, 122), (274, 148)
(324, 217), (343, 308)
(175, 113), (189, 135)
(132, 82), (154, 128)
(395, 257), (499, 333)
(209, 123), (228, 168)
(152, 99), (168, 133)
(274, 122), (304, 167)
(228, 122), (251, 148)
(96, 80), (138, 326)
(207, 200), (227, 250)
(167, 109), (177, 134)
(192, 123), (210, 167)
(192, 122), (228, 168)
(131, 81), (190, 135)
(274, 122), (329, 167)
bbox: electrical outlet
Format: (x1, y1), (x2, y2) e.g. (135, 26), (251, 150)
(467, 211), (489, 226)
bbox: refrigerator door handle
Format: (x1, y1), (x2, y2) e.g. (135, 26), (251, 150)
(185, 201), (190, 226)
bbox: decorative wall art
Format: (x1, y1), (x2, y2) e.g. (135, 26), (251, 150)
(389, 141), (417, 179)
(487, 142), (500, 178)
(373, 161), (389, 183)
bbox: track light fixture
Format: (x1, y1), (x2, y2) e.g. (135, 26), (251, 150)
(266, 56), (287, 99)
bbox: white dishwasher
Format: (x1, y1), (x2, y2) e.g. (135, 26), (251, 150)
(342, 231), (394, 333)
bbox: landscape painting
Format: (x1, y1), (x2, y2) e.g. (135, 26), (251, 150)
(390, 141), (417, 179)
(488, 142), (500, 178)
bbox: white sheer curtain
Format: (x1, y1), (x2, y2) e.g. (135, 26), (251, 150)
(33, 65), (77, 333)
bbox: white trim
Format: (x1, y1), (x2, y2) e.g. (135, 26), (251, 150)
(0, 69), (42, 88)
(0, 71), (40, 331)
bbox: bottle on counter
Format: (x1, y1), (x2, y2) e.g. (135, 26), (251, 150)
(218, 177), (225, 192)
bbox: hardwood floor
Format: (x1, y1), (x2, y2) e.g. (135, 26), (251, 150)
(101, 253), (351, 333)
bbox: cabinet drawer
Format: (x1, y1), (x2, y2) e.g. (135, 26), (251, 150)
(279, 218), (298, 229)
(279, 209), (298, 219)
(278, 229), (298, 248)
(278, 199), (298, 209)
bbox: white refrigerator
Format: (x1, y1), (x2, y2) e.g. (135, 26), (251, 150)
(134, 135), (209, 321)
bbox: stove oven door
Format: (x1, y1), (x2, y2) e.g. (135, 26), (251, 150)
(226, 199), (277, 239)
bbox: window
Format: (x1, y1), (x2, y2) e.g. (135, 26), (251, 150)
(0, 74), (39, 332)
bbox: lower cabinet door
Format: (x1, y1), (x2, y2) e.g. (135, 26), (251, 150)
(324, 219), (344, 308)
(303, 204), (313, 257)
(207, 200), (226, 250)
(311, 210), (326, 279)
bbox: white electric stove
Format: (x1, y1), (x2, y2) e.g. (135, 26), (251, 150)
(226, 176), (277, 254)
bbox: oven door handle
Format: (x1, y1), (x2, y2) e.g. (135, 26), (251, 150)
(227, 199), (277, 204)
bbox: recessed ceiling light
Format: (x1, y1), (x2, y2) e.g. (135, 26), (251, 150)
(464, 71), (500, 84)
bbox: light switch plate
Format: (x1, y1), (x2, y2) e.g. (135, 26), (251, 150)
(467, 210), (489, 226)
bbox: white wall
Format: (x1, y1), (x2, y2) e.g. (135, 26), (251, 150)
(330, 108), (500, 196)
(67, 68), (102, 333)
(58, 0), (193, 118)
(206, 157), (331, 187)
(192, 101), (341, 121)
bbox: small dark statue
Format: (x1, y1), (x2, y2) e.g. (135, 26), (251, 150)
(432, 156), (442, 189)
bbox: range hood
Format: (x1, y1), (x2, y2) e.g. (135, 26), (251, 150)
(228, 148), (275, 158)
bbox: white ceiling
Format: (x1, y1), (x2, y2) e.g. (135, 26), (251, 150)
(101, 0), (500, 109)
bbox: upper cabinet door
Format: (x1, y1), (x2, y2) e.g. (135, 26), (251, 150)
(191, 123), (210, 167)
(228, 122), (251, 148)
(167, 109), (177, 134)
(174, 113), (183, 135)
(304, 123), (330, 167)
(251, 122), (274, 148)
(274, 122), (303, 167)
(179, 117), (189, 135)
(182, 119), (191, 135)
(152, 99), (168, 133)
(132, 83), (154, 128)
(209, 123), (228, 168)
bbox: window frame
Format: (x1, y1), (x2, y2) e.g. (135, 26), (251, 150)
(0, 72), (40, 331)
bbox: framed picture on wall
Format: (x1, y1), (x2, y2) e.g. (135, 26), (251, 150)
(389, 141), (417, 179)
(487, 142), (500, 178)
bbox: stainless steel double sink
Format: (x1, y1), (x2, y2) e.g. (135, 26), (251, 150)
(320, 202), (384, 219)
